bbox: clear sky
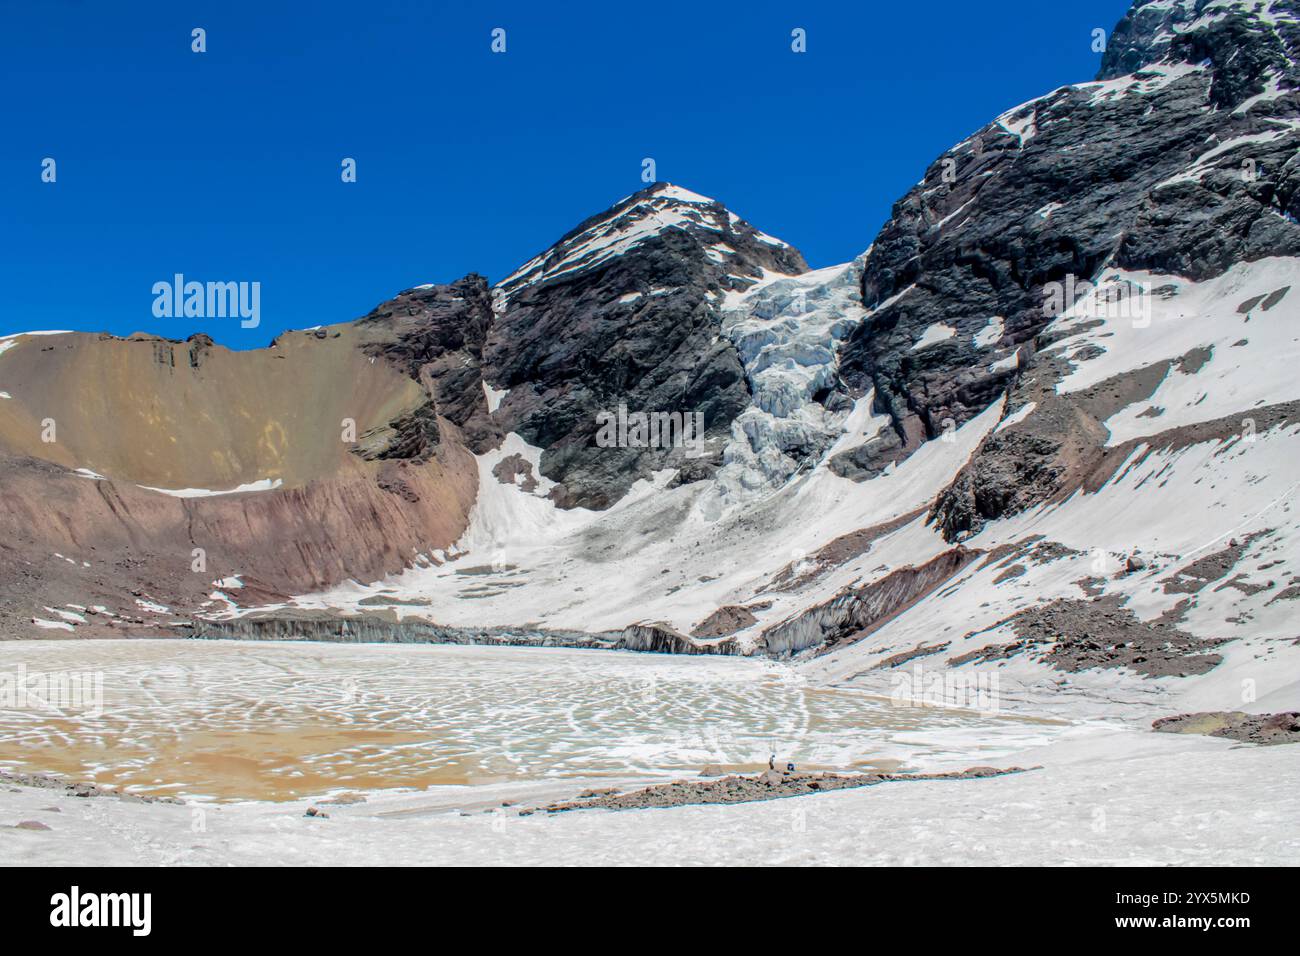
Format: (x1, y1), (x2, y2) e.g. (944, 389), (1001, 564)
(2, 0), (1134, 348)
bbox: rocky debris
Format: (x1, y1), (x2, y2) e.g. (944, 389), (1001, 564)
(872, 641), (952, 670)
(992, 563), (1028, 584)
(577, 788), (622, 799)
(761, 548), (978, 657)
(1242, 289), (1275, 316)
(1031, 541), (1083, 564)
(1268, 582), (1300, 604)
(951, 594), (1226, 677)
(977, 536), (1042, 569)
(1155, 598), (1194, 624)
(373, 461), (422, 502)
(1176, 346), (1214, 375)
(538, 765), (1034, 813)
(491, 453), (539, 493)
(690, 605), (759, 639)
(317, 792), (367, 806)
(1153, 711), (1300, 746)
(0, 770), (182, 805)
(355, 593), (432, 607)
(1162, 532), (1271, 594)
(484, 183), (808, 509)
(835, 0), (1300, 479)
(1215, 574), (1274, 596)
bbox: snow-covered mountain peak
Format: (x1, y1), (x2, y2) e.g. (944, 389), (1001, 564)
(638, 182), (717, 205)
(496, 182), (800, 298)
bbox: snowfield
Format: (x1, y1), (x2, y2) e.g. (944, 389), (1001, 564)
(3, 729), (1296, 866)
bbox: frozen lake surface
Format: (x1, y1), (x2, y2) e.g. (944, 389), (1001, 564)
(0, 639), (1063, 802)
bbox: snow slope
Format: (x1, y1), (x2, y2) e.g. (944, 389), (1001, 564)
(1045, 259), (1298, 445)
(288, 398), (1002, 640)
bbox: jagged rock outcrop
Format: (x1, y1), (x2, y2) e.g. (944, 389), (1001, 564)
(357, 273), (501, 454)
(833, 0), (1300, 479)
(352, 402), (441, 462)
(484, 183), (808, 509)
(928, 431), (1065, 541)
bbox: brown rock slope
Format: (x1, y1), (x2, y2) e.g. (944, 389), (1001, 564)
(0, 278), (493, 638)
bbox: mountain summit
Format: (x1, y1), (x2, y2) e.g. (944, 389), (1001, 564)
(485, 182), (807, 509)
(497, 183), (803, 298)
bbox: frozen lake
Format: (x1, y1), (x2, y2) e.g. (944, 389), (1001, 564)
(0, 640), (1064, 802)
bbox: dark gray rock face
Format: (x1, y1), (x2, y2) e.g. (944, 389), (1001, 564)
(929, 432), (1065, 540)
(834, 0), (1300, 479)
(357, 273), (501, 454)
(484, 183), (808, 509)
(353, 402), (440, 463)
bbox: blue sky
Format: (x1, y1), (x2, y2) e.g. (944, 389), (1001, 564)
(1, 0), (1133, 348)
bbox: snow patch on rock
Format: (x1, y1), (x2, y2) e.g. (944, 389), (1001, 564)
(139, 478), (284, 498)
(912, 323), (957, 350)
